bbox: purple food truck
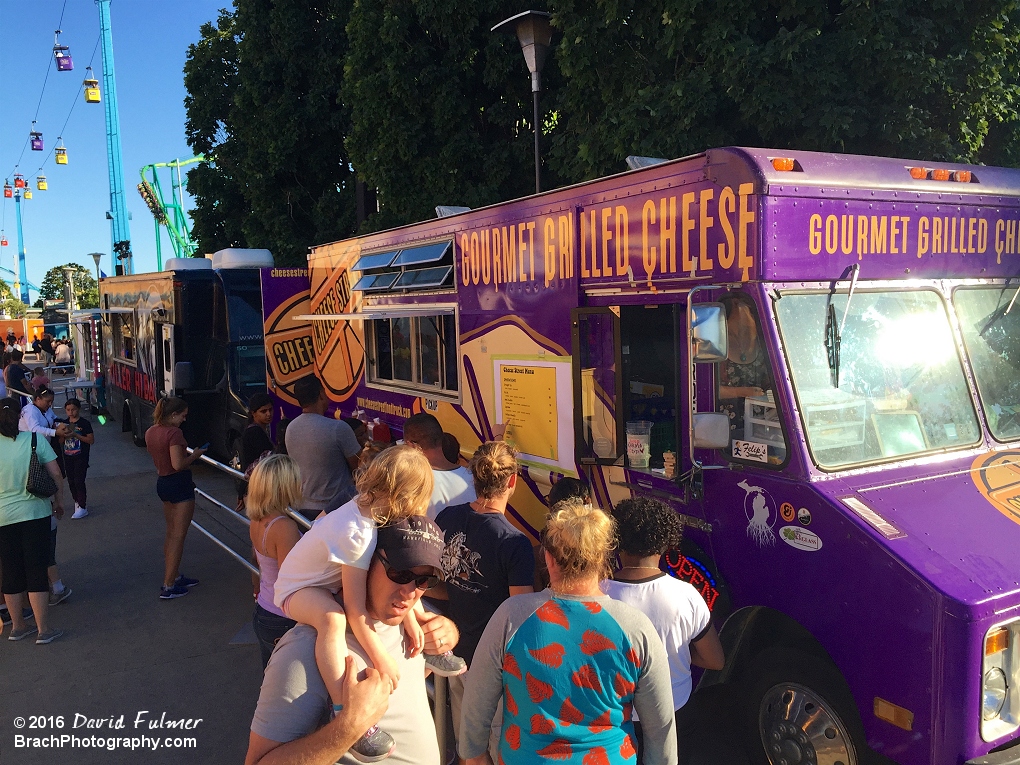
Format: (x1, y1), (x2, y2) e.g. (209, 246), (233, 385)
(265, 147), (1020, 764)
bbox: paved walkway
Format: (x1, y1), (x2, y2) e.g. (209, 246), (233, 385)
(0, 423), (262, 764)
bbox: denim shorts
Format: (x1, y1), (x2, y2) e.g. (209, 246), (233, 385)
(156, 470), (195, 503)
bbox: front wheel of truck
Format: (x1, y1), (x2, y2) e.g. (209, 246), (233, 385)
(739, 647), (867, 765)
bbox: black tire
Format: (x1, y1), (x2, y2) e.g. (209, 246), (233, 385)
(738, 648), (867, 765)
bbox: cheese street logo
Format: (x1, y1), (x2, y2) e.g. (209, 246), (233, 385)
(309, 266), (365, 400)
(971, 450), (1020, 528)
(264, 291), (314, 406)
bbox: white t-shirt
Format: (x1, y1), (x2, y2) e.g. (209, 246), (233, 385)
(603, 573), (712, 712)
(427, 466), (475, 519)
(273, 498), (376, 610)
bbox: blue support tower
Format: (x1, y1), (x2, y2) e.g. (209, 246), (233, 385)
(15, 191), (29, 304)
(96, 0), (132, 274)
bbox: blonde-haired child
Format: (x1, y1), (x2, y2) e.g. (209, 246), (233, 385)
(273, 444), (464, 760)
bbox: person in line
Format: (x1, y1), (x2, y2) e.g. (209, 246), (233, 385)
(55, 398), (93, 520)
(0, 397), (67, 644)
(433, 441), (536, 764)
(285, 376), (361, 521)
(54, 340), (72, 368)
(403, 413), (475, 519)
(547, 477), (591, 508)
(459, 502), (678, 765)
(40, 334), (54, 365)
(246, 515), (461, 765)
(342, 417), (371, 449)
(604, 497), (724, 763)
(30, 367), (50, 393)
(441, 432), (463, 466)
(4, 350), (33, 397)
(20, 388), (74, 605)
(273, 446), (463, 761)
(246, 454), (303, 669)
(236, 392), (277, 512)
(144, 397), (208, 600)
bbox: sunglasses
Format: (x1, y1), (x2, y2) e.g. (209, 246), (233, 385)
(375, 551), (440, 590)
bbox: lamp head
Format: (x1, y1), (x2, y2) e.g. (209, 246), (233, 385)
(492, 10), (553, 90)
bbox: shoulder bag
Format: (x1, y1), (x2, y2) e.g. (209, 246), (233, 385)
(27, 432), (59, 498)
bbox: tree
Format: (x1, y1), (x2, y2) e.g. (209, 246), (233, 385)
(184, 1), (359, 265)
(0, 279), (27, 318)
(343, 0), (542, 230)
(547, 0), (1020, 181)
(34, 264), (98, 310)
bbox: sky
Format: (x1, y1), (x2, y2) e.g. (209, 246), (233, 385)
(0, 0), (224, 300)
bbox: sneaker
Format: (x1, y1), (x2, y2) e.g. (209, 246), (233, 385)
(0, 608), (32, 624)
(72, 506), (88, 519)
(174, 574), (200, 588)
(35, 628), (63, 645)
(424, 651), (467, 677)
(159, 584), (189, 600)
(48, 588), (72, 606)
(349, 725), (395, 762)
(8, 625), (37, 641)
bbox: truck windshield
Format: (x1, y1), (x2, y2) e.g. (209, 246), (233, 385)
(775, 289), (980, 468)
(954, 286), (1020, 441)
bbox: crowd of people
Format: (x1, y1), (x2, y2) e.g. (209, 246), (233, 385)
(0, 335), (96, 647)
(162, 375), (718, 765)
(4, 360), (720, 764)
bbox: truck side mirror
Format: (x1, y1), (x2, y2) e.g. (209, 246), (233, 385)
(173, 361), (195, 391)
(693, 413), (731, 449)
(692, 303), (728, 362)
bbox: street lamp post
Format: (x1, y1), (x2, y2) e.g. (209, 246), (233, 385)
(492, 10), (553, 194)
(89, 252), (103, 286)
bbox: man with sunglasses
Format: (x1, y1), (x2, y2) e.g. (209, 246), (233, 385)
(246, 516), (459, 765)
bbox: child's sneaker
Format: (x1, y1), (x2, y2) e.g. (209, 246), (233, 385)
(349, 725), (395, 762)
(424, 651), (467, 677)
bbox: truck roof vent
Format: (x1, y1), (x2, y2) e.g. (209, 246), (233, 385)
(211, 248), (274, 270)
(164, 257), (212, 271)
(626, 155), (669, 170)
(436, 205), (471, 218)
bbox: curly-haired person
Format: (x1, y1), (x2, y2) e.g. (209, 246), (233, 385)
(603, 497), (724, 764)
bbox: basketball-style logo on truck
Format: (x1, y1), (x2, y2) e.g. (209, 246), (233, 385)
(264, 290), (314, 407)
(971, 449), (1020, 527)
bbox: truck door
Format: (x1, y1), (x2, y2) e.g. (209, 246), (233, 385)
(159, 323), (175, 397)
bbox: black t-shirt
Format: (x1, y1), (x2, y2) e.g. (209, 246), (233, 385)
(434, 503), (535, 664)
(5, 363), (30, 394)
(240, 424), (275, 471)
(56, 416), (93, 463)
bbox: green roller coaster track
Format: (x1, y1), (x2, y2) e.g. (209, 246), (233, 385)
(138, 156), (204, 271)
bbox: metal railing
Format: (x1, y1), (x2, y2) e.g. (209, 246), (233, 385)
(184, 448), (452, 759)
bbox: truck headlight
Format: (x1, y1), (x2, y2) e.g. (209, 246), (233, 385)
(982, 621), (1019, 741)
(984, 668), (1008, 721)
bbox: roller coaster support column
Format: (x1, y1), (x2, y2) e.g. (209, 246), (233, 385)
(15, 191), (29, 304)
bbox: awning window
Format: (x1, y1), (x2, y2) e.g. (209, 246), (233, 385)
(352, 240), (454, 294)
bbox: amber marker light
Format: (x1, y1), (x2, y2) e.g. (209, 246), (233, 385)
(771, 157), (796, 171)
(908, 167), (928, 180)
(953, 170), (972, 183)
(985, 627), (1009, 656)
(932, 168), (951, 181)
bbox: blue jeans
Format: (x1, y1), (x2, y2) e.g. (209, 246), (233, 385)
(252, 603), (297, 669)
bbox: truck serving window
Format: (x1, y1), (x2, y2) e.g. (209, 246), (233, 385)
(955, 286), (1020, 442)
(776, 290), (980, 468)
(111, 312), (136, 365)
(368, 313), (457, 397)
(716, 294), (788, 465)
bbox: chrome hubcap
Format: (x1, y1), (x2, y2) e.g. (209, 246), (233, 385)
(759, 682), (855, 765)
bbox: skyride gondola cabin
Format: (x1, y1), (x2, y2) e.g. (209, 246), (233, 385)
(264, 147), (1020, 765)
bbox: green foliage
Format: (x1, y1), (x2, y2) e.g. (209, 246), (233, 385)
(34, 264), (98, 310)
(548, 0), (1020, 180)
(184, 0), (1020, 237)
(343, 0), (541, 230)
(0, 280), (27, 318)
(184, 2), (358, 265)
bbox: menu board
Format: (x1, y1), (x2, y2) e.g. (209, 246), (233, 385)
(493, 356), (575, 473)
(500, 364), (558, 460)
